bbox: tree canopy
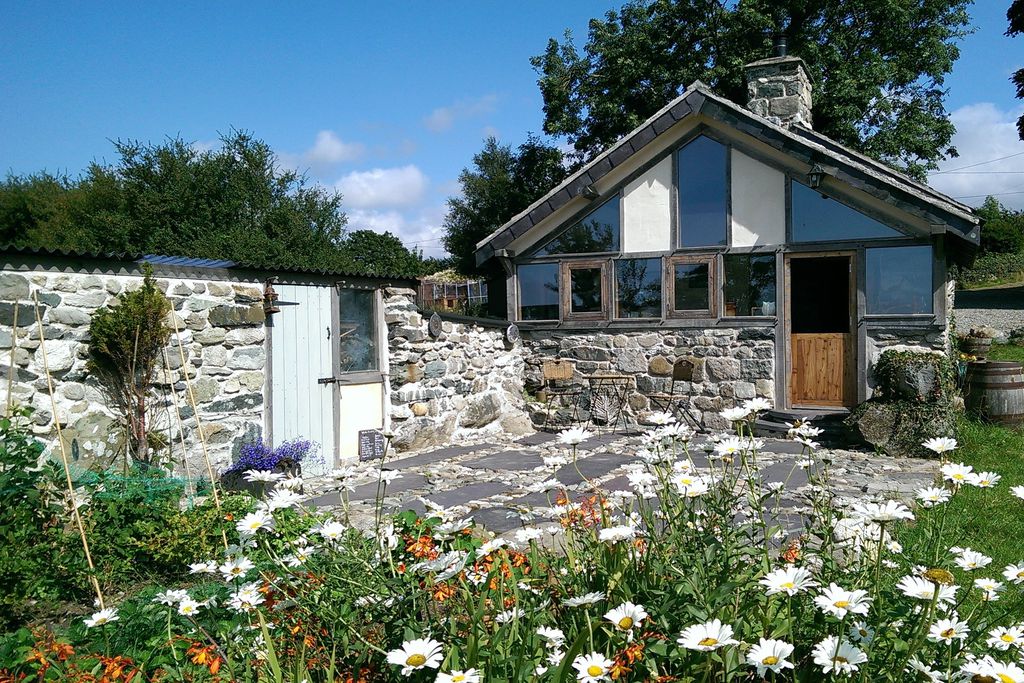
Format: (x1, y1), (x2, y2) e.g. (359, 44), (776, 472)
(975, 196), (1024, 254)
(1008, 0), (1024, 139)
(1, 131), (433, 277)
(442, 136), (568, 276)
(531, 0), (973, 179)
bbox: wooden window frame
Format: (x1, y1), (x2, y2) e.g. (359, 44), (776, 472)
(613, 257), (664, 320)
(721, 252), (778, 319)
(516, 262), (561, 322)
(665, 254), (716, 319)
(561, 259), (611, 322)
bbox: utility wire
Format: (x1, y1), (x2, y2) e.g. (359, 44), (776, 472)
(933, 151), (1024, 174)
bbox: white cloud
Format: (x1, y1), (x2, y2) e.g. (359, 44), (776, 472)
(346, 205), (448, 257)
(279, 130), (364, 175)
(928, 103), (1024, 210)
(335, 164), (429, 209)
(424, 94), (499, 133)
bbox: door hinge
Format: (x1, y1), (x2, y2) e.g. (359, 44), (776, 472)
(317, 376), (339, 385)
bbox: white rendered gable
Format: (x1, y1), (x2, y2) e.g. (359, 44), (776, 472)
(621, 156), (672, 253)
(730, 149), (786, 247)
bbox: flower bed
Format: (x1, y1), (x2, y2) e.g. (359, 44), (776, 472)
(2, 402), (1024, 682)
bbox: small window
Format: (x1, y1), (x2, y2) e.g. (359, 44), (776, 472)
(866, 245), (933, 315)
(535, 196), (620, 255)
(792, 181), (904, 242)
(667, 255), (714, 317)
(562, 260), (609, 320)
(338, 288), (378, 372)
(518, 263), (560, 320)
(678, 135), (728, 247)
(723, 254), (777, 317)
(615, 258), (662, 318)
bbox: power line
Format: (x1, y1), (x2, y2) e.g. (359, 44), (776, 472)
(936, 171), (1024, 175)
(953, 189), (1024, 199)
(933, 151), (1024, 174)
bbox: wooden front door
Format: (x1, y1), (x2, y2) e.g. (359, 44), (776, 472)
(786, 254), (856, 408)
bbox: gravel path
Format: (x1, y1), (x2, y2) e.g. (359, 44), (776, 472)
(955, 284), (1024, 336)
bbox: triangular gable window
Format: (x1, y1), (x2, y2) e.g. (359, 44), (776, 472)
(792, 180), (904, 242)
(533, 196), (620, 256)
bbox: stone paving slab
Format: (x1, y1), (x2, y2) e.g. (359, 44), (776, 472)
(517, 432), (558, 446)
(427, 481), (511, 508)
(470, 507), (523, 534)
(339, 473), (430, 503)
(463, 450), (544, 471)
(555, 451), (630, 486)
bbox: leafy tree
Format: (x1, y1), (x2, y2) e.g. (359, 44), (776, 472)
(443, 136), (567, 276)
(1009, 1), (1024, 139)
(532, 0), (972, 178)
(86, 268), (171, 466)
(975, 195), (1024, 254)
(337, 229), (430, 276)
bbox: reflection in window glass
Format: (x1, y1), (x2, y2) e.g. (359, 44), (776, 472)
(536, 197), (620, 255)
(678, 136), (728, 247)
(518, 263), (560, 320)
(616, 258), (661, 318)
(674, 262), (710, 312)
(866, 246), (933, 314)
(570, 267), (604, 314)
(792, 181), (903, 242)
(338, 289), (378, 372)
(724, 254), (776, 317)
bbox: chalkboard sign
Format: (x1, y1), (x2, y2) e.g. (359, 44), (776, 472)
(358, 429), (387, 461)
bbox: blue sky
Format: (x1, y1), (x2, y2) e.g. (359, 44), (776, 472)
(2, 2), (1023, 257)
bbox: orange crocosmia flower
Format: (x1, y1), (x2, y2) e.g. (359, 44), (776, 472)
(432, 582), (456, 602)
(781, 539), (801, 563)
(405, 535), (438, 560)
(186, 643), (223, 675)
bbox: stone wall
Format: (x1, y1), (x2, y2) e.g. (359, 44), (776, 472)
(865, 326), (946, 397)
(384, 288), (531, 450)
(0, 270), (267, 477)
(522, 327), (776, 431)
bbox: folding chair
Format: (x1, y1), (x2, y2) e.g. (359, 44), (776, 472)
(647, 358), (701, 430)
(540, 359), (583, 428)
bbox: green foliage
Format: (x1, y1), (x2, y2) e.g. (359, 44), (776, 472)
(532, 0), (972, 177)
(1, 131), (433, 277)
(951, 251), (1024, 288)
(443, 135), (568, 277)
(975, 195), (1024, 254)
(87, 268), (171, 465)
(336, 229), (432, 276)
(1009, 0), (1024, 140)
(872, 349), (957, 402)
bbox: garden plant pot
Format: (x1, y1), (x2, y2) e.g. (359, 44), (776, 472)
(961, 337), (993, 360)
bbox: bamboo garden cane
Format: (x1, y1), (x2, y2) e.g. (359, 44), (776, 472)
(161, 347), (195, 501)
(32, 292), (106, 609)
(168, 312), (229, 552)
(5, 302), (17, 417)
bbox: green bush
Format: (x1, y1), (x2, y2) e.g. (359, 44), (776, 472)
(952, 251), (1024, 288)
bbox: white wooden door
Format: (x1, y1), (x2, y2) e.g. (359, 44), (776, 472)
(270, 284), (336, 475)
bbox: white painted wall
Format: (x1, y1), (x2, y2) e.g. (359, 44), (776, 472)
(338, 382), (384, 462)
(730, 149), (786, 247)
(622, 156), (673, 253)
(270, 283), (336, 476)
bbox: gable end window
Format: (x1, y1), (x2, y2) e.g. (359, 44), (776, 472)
(677, 135), (728, 248)
(791, 180), (904, 242)
(534, 196), (620, 256)
(666, 255), (715, 318)
(562, 259), (610, 321)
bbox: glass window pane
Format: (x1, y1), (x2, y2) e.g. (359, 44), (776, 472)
(866, 246), (933, 314)
(723, 254), (777, 317)
(616, 258), (661, 318)
(338, 289), (378, 372)
(518, 263), (560, 320)
(536, 197), (620, 255)
(678, 136), (728, 247)
(674, 262), (710, 312)
(792, 180), (903, 242)
(570, 267), (604, 313)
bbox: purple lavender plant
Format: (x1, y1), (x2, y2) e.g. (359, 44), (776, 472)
(223, 438), (317, 476)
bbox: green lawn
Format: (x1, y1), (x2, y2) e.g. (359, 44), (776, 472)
(987, 341), (1024, 364)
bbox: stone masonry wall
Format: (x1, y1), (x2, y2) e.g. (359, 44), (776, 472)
(384, 288), (531, 451)
(0, 270), (267, 478)
(522, 328), (776, 431)
(865, 326), (946, 397)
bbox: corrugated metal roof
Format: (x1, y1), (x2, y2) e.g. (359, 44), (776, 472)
(1, 244), (417, 282)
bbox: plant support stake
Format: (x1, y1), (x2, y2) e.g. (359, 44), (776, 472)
(162, 347), (195, 502)
(5, 302), (17, 417)
(32, 292), (105, 609)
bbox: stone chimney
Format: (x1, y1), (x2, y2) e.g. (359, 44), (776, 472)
(744, 37), (813, 129)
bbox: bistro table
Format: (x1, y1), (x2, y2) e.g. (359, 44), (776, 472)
(585, 372), (634, 432)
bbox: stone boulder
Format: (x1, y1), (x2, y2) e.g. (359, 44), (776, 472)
(846, 400), (958, 458)
(458, 391), (502, 428)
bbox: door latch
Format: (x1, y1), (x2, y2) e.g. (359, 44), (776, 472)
(317, 376), (339, 385)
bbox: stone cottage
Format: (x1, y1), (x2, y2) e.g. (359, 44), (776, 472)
(0, 247), (529, 475)
(475, 49), (980, 430)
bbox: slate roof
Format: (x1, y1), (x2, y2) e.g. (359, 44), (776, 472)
(1, 244), (417, 283)
(475, 82), (980, 266)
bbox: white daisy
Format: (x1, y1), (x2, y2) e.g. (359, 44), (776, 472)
(812, 636), (866, 675)
(974, 577), (1004, 601)
(1002, 562), (1024, 584)
(645, 411), (676, 425)
(536, 626), (565, 648)
(987, 625), (1024, 651)
(598, 524), (639, 543)
(922, 437), (958, 454)
(746, 638), (794, 677)
(436, 670), (480, 683)
(604, 602), (648, 634)
(153, 589), (189, 605)
(1012, 485), (1024, 500)
(927, 616), (969, 644)
(243, 469), (285, 483)
(814, 583), (871, 619)
(84, 608), (119, 628)
(720, 407), (750, 422)
(759, 566), (817, 596)
(563, 591), (605, 607)
(558, 427), (593, 446)
(853, 500), (914, 523)
(896, 575), (958, 605)
(385, 638), (444, 676)
(218, 556), (255, 580)
(317, 520), (347, 542)
(941, 462), (974, 485)
(476, 538), (507, 557)
(677, 619), (739, 651)
(742, 397), (773, 414)
(954, 549), (992, 571)
(849, 621), (874, 645)
(971, 471), (1001, 488)
(236, 509), (274, 536)
(572, 652), (613, 682)
(916, 487), (951, 507)
(177, 598), (202, 616)
(188, 560), (218, 574)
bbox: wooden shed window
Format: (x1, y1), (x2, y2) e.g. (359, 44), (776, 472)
(615, 258), (662, 318)
(338, 288), (378, 372)
(723, 254), (776, 317)
(518, 263), (560, 321)
(667, 255), (714, 318)
(562, 260), (609, 320)
(535, 196), (620, 256)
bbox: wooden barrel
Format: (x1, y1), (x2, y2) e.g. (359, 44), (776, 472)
(964, 361), (1024, 427)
